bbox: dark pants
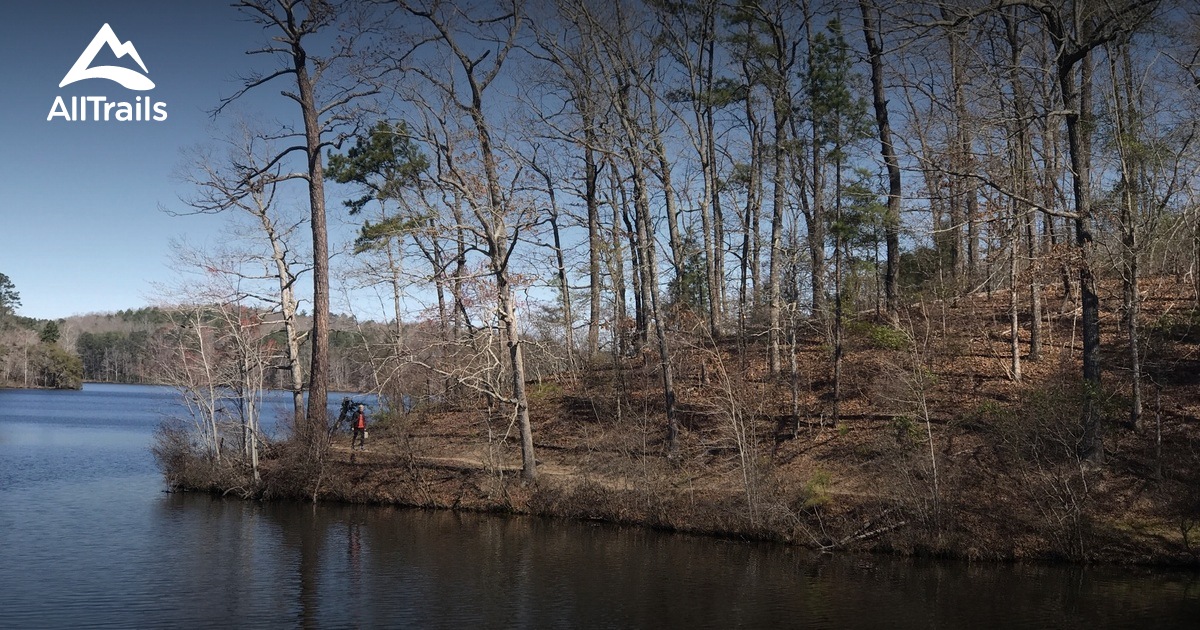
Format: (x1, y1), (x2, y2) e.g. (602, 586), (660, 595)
(352, 428), (366, 450)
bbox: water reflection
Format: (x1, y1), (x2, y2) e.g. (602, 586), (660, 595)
(152, 495), (1198, 629)
(3, 384), (1200, 629)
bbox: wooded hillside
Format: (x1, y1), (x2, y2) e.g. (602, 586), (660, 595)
(149, 0), (1200, 563)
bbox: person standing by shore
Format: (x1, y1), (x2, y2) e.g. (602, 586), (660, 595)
(351, 404), (367, 451)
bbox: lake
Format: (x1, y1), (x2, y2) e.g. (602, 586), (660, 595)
(1, 383), (1198, 628)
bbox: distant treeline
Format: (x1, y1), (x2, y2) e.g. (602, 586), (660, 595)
(0, 272), (83, 389)
(68, 307), (380, 391)
(76, 330), (152, 383)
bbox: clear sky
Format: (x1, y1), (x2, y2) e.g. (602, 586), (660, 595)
(0, 1), (333, 320)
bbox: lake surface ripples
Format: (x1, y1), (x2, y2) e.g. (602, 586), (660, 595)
(1, 383), (1198, 628)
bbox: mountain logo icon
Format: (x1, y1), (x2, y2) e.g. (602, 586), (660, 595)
(59, 23), (155, 91)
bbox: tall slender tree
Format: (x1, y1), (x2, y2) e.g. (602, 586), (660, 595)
(219, 0), (374, 437)
(806, 17), (870, 423)
(858, 0), (901, 320)
(0, 273), (19, 320)
(390, 0), (539, 479)
(1033, 0), (1159, 462)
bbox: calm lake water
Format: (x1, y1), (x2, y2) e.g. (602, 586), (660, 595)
(1, 383), (1199, 628)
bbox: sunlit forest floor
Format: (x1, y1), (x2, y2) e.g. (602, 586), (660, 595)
(240, 277), (1200, 565)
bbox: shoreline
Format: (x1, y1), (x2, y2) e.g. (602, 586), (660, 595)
(166, 433), (1200, 569)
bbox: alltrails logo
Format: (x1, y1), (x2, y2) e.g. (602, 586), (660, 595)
(48, 23), (168, 122)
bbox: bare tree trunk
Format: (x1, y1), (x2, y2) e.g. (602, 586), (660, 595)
(943, 9), (967, 283)
(496, 275), (536, 479)
(832, 159), (844, 426)
(705, 13), (725, 338)
(1059, 41), (1103, 463)
(768, 116), (786, 375)
(292, 29), (331, 435)
(261, 207), (306, 421)
(248, 372), (261, 483)
(452, 196), (468, 341)
(701, 6), (725, 338)
(633, 161), (680, 453)
(767, 5), (799, 376)
(646, 92), (686, 299)
(551, 195), (575, 368)
(1041, 109), (1076, 307)
(1004, 8), (1033, 372)
(738, 47), (764, 360)
(803, 10), (826, 327)
(476, 102), (535, 481)
(1026, 208), (1043, 360)
(532, 159), (576, 368)
(859, 0), (901, 320)
(1110, 46), (1142, 429)
(1010, 212), (1022, 382)
(225, 1), (363, 441)
(396, 1), (536, 479)
(608, 159), (629, 358)
(1126, 223), (1142, 428)
(430, 234), (449, 341)
(621, 188), (646, 347)
(586, 142), (602, 361)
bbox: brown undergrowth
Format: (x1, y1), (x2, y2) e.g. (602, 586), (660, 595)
(161, 280), (1200, 567)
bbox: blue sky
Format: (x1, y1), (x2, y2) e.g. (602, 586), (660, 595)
(0, 1), (332, 320)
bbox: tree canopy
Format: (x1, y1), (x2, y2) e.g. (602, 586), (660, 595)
(0, 272), (19, 319)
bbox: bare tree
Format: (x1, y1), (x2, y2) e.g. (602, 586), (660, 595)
(388, 0), (539, 479)
(1103, 37), (1193, 430)
(177, 128), (310, 423)
(727, 0), (802, 375)
(655, 0), (728, 336)
(219, 0), (374, 436)
(1001, 7), (1044, 363)
(525, 1), (617, 362)
(859, 0), (902, 320)
(1035, 0), (1160, 462)
(525, 148), (578, 369)
(581, 0), (681, 451)
(155, 241), (291, 484)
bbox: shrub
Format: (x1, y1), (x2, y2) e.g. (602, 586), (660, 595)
(892, 415), (923, 447)
(801, 469), (833, 509)
(846, 319), (910, 351)
(1148, 308), (1200, 345)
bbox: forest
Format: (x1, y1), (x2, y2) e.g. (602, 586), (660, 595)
(0, 273), (83, 390)
(26, 0), (1200, 562)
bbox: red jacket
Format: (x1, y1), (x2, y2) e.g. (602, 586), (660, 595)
(353, 412), (366, 430)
